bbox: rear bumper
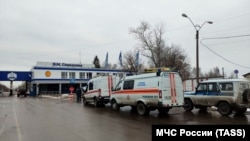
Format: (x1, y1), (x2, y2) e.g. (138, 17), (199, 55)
(98, 96), (110, 104)
(157, 101), (183, 107)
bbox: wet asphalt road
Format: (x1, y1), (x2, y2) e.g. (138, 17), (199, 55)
(0, 95), (250, 141)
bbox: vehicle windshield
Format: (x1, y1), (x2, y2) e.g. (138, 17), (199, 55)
(114, 81), (122, 91)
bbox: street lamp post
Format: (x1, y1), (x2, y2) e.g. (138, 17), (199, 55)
(182, 13), (213, 84)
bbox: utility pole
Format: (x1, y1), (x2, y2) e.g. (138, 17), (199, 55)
(182, 13), (213, 84)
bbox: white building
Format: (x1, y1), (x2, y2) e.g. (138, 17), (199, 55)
(30, 61), (129, 96)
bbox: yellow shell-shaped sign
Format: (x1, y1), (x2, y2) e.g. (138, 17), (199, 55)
(45, 71), (51, 77)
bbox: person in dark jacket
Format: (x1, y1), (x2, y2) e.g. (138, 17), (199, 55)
(76, 87), (82, 103)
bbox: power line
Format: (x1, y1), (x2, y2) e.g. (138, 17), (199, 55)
(205, 11), (250, 35)
(203, 38), (250, 46)
(200, 34), (250, 69)
(213, 12), (250, 23)
(201, 34), (250, 46)
(202, 34), (250, 40)
(201, 43), (250, 69)
(206, 26), (250, 36)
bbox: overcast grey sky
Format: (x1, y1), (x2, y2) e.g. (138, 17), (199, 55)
(0, 0), (250, 84)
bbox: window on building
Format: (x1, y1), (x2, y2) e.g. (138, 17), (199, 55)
(61, 72), (67, 79)
(69, 72), (75, 79)
(79, 72), (86, 79)
(87, 72), (92, 79)
(96, 73), (104, 76)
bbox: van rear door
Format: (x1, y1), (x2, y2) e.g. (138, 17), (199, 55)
(161, 72), (183, 106)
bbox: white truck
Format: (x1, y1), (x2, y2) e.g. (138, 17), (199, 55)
(110, 71), (184, 116)
(82, 75), (120, 107)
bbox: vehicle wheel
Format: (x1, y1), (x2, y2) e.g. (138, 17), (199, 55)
(111, 100), (120, 111)
(183, 99), (194, 111)
(242, 89), (250, 102)
(217, 102), (232, 116)
(158, 107), (170, 115)
(137, 102), (149, 116)
(94, 98), (99, 107)
(82, 97), (88, 106)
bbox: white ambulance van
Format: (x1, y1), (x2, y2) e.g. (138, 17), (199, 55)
(110, 71), (184, 116)
(82, 75), (120, 107)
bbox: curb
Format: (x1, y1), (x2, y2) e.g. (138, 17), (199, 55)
(41, 94), (75, 99)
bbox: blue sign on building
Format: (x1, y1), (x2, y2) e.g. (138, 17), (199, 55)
(70, 79), (75, 84)
(0, 71), (32, 81)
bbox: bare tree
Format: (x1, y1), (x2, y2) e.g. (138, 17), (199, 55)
(161, 44), (191, 79)
(129, 21), (166, 67)
(111, 64), (118, 69)
(204, 67), (220, 77)
(121, 50), (144, 74)
(190, 67), (201, 78)
(0, 83), (8, 92)
(129, 21), (191, 79)
(203, 67), (224, 79)
(227, 72), (235, 79)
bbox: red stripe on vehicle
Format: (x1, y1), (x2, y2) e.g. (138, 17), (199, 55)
(172, 74), (177, 103)
(108, 75), (112, 96)
(169, 73), (177, 103)
(98, 89), (101, 97)
(112, 88), (159, 95)
(85, 89), (101, 95)
(169, 73), (174, 103)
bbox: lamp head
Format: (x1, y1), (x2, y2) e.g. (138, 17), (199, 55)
(207, 21), (213, 24)
(182, 13), (188, 18)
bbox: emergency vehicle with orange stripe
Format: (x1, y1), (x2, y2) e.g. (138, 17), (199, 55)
(110, 70), (184, 116)
(82, 75), (120, 107)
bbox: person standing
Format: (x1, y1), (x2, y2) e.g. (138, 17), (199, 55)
(76, 87), (82, 103)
